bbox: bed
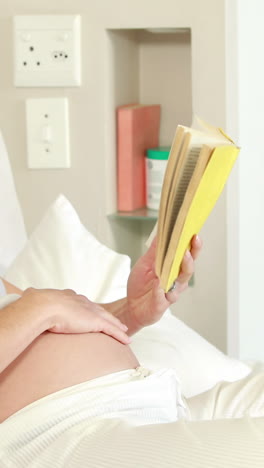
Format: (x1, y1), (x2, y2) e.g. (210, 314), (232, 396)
(0, 130), (264, 467)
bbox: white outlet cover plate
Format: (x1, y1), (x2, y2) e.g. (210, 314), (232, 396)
(26, 97), (71, 168)
(14, 15), (81, 87)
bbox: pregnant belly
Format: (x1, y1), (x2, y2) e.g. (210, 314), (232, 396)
(0, 332), (139, 422)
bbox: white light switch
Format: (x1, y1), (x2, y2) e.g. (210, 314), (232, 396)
(26, 98), (70, 169)
(14, 15), (81, 87)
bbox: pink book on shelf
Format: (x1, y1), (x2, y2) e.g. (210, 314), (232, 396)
(116, 103), (161, 211)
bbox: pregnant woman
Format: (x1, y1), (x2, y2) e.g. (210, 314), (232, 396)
(0, 235), (201, 423)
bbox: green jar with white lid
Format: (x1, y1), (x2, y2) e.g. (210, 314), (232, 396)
(145, 147), (170, 210)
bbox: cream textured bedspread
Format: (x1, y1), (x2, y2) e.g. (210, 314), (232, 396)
(1, 367), (264, 467)
(47, 417), (264, 468)
(1, 416), (264, 467)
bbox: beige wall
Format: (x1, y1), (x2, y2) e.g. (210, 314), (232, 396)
(0, 0), (230, 351)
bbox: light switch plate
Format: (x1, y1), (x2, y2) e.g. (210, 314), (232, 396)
(14, 15), (81, 87)
(26, 97), (70, 168)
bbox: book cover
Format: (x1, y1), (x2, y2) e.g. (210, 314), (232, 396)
(116, 104), (161, 211)
(151, 120), (240, 292)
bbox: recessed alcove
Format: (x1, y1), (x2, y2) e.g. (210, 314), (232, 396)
(105, 27), (192, 263)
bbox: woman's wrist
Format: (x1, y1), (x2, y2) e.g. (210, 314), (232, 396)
(17, 290), (57, 334)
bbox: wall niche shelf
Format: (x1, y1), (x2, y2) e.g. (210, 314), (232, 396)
(108, 207), (158, 221)
(105, 26), (192, 263)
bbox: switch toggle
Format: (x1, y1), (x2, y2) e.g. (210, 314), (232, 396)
(42, 125), (52, 143)
(26, 97), (70, 169)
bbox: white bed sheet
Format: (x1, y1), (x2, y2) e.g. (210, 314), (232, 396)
(1, 357), (264, 467)
(1, 412), (264, 467)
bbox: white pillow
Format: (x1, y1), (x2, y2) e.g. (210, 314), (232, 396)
(5, 194), (131, 303)
(4, 194), (251, 398)
(0, 131), (27, 275)
(131, 311), (251, 397)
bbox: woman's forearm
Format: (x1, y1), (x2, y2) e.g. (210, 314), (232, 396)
(0, 296), (53, 374)
(0, 288), (132, 375)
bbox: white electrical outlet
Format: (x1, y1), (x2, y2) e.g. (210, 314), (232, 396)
(14, 15), (81, 87)
(26, 98), (70, 168)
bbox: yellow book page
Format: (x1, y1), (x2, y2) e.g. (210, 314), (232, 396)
(155, 126), (185, 276)
(162, 142), (201, 248)
(164, 145), (240, 292)
(160, 144), (213, 290)
(156, 123), (233, 277)
(156, 132), (192, 276)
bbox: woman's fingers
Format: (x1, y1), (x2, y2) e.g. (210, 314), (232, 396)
(98, 308), (128, 331)
(92, 306), (131, 343)
(177, 250), (194, 284)
(165, 236), (202, 302)
(165, 280), (188, 302)
(96, 316), (132, 344)
(177, 235), (202, 283)
(190, 234), (203, 260)
(70, 295), (130, 333)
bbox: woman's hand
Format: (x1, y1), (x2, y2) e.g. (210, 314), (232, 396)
(126, 235), (202, 331)
(21, 287), (131, 345)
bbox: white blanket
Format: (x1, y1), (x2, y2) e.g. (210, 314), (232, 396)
(2, 364), (264, 467)
(0, 367), (187, 467)
(31, 418), (264, 468)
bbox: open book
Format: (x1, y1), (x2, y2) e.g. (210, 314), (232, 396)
(152, 118), (240, 292)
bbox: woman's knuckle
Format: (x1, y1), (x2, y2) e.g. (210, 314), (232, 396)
(64, 288), (76, 295)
